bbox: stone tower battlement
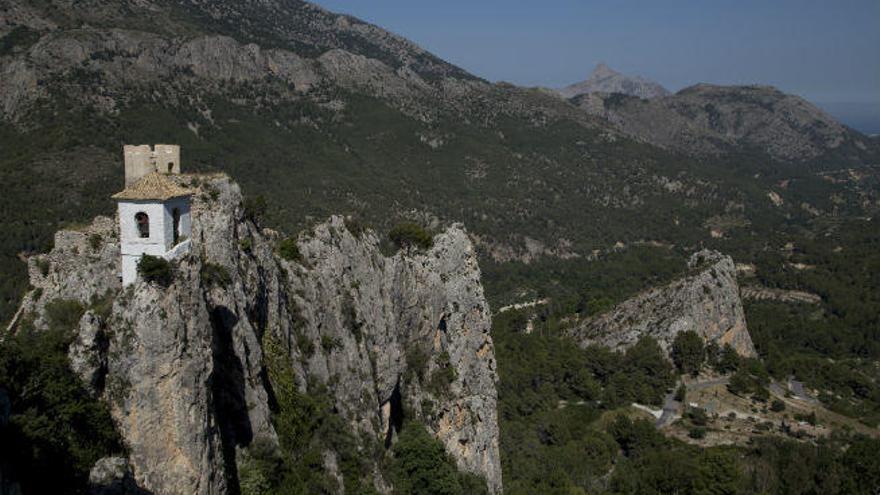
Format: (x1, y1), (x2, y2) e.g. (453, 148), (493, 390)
(124, 144), (181, 186)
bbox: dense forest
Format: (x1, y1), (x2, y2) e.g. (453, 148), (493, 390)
(489, 247), (880, 494)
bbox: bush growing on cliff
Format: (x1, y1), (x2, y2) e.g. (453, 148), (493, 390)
(44, 298), (85, 332)
(137, 255), (173, 286)
(200, 262), (232, 288)
(388, 223), (433, 250)
(243, 194), (267, 224)
(277, 238), (301, 262)
(714, 344), (740, 374)
(390, 422), (487, 495)
(259, 332), (378, 494)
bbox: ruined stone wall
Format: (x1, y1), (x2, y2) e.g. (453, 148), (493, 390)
(123, 144), (181, 186)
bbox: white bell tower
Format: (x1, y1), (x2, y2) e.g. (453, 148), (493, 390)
(112, 145), (193, 286)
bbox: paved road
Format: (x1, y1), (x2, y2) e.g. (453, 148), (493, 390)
(656, 390), (681, 427)
(788, 378), (819, 404)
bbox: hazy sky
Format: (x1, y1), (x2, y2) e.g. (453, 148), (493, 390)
(313, 0), (880, 105)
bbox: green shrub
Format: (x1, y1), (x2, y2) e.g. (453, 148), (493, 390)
(608, 415), (666, 457)
(200, 262), (232, 288)
(0, 324), (123, 493)
(671, 330), (705, 376)
(260, 333), (378, 494)
(752, 386), (770, 402)
(391, 422), (487, 495)
(35, 258), (50, 277)
(321, 335), (340, 353)
(44, 299), (85, 332)
(88, 292), (115, 320)
(688, 427), (706, 439)
(428, 351), (457, 397)
(88, 234), (102, 251)
(296, 333), (315, 358)
(344, 216), (368, 238)
(714, 344), (740, 374)
(686, 407), (708, 426)
(674, 384), (687, 402)
(770, 399), (786, 412)
(277, 238), (301, 262)
(137, 255), (173, 286)
(794, 412), (817, 426)
(405, 345), (430, 383)
(388, 223), (433, 250)
(239, 238), (252, 253)
(341, 294), (363, 342)
(244, 194), (267, 224)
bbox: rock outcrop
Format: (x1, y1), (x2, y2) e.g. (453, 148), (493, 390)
(557, 63), (670, 100)
(88, 457), (143, 495)
(568, 250), (757, 358)
(15, 173), (502, 494)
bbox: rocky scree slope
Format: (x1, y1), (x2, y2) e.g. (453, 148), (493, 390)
(573, 84), (875, 162)
(557, 63), (670, 100)
(568, 249), (757, 358)
(14, 173), (502, 494)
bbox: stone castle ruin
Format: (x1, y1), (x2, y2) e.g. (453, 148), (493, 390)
(123, 144), (181, 186)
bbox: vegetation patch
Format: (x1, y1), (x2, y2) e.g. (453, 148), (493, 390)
(277, 238), (301, 263)
(390, 422), (488, 495)
(137, 255), (173, 286)
(671, 330), (705, 376)
(388, 223), (433, 251)
(88, 234), (102, 252)
(200, 262), (232, 289)
(0, 317), (123, 494)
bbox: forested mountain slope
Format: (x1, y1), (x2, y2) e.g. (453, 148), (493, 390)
(2, 0), (878, 324)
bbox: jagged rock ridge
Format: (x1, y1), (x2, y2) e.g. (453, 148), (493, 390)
(568, 250), (757, 358)
(15, 173), (502, 494)
(557, 63), (670, 99)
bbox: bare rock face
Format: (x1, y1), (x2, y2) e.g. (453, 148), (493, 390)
(88, 457), (143, 495)
(568, 250), (757, 358)
(14, 173), (501, 494)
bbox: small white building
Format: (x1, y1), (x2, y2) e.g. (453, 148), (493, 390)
(112, 145), (192, 286)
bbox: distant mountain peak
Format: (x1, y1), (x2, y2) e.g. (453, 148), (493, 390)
(589, 62), (618, 80)
(558, 63), (670, 99)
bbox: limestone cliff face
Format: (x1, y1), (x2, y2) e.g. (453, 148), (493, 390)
(16, 174), (501, 494)
(568, 250), (757, 358)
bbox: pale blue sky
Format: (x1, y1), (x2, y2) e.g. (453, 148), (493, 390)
(313, 0), (880, 106)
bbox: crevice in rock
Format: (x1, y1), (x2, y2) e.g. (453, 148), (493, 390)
(209, 305), (253, 495)
(384, 380), (404, 449)
(93, 324), (110, 394)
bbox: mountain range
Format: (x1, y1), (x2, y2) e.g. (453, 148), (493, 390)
(2, 0), (876, 322)
(1, 1), (880, 493)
